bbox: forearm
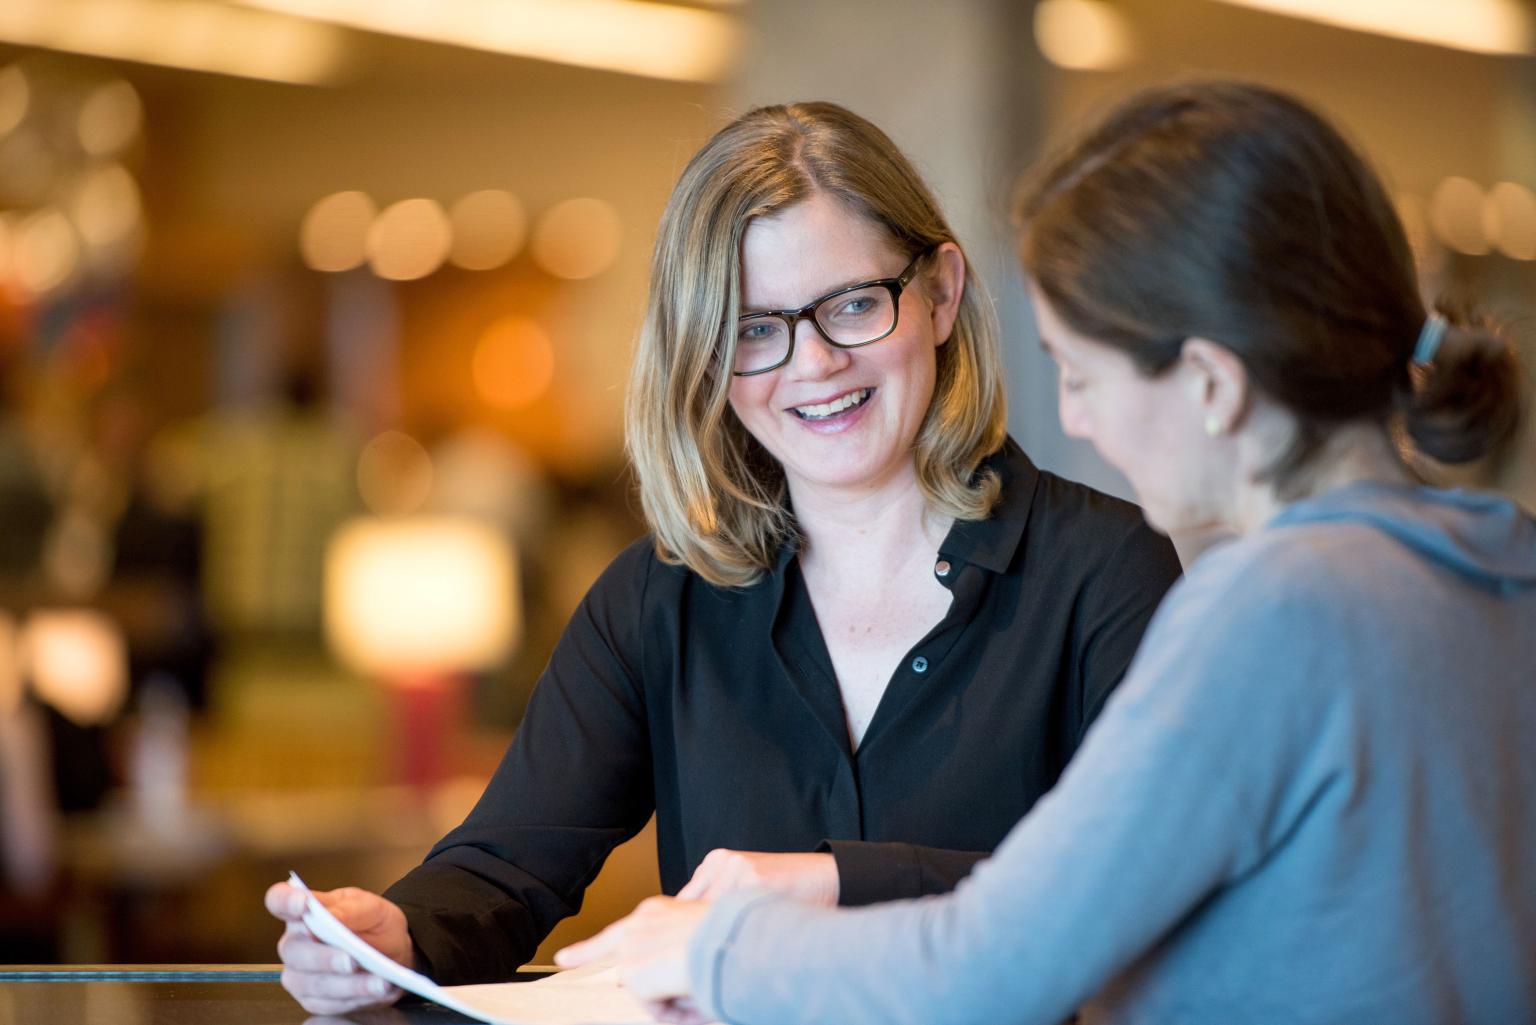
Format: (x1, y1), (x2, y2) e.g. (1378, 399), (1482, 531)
(686, 696), (1260, 1025)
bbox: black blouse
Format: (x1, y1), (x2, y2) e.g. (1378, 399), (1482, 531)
(384, 438), (1182, 983)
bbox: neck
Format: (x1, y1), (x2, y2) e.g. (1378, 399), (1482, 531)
(1230, 421), (1411, 536)
(790, 466), (948, 574)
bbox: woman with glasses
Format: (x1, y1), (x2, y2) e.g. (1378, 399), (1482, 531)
(265, 101), (1181, 1016)
(562, 81), (1536, 1025)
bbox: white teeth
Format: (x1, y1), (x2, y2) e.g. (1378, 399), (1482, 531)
(795, 388), (870, 420)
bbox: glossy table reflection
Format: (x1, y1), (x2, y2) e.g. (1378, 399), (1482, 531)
(0, 965), (554, 1025)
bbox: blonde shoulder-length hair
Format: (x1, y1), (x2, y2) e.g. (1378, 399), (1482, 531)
(627, 101), (1007, 588)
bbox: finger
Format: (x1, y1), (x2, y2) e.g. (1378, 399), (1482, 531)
(284, 967), (398, 1004)
(675, 872), (710, 901)
(266, 882), (309, 921)
(554, 922), (622, 967)
(279, 932), (358, 974)
(297, 992), (397, 1017)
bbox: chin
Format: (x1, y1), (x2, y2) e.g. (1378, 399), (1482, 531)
(1129, 492), (1190, 537)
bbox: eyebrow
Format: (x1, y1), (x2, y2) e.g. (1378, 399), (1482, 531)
(740, 270), (893, 316)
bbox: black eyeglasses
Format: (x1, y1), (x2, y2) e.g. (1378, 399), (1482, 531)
(730, 249), (932, 376)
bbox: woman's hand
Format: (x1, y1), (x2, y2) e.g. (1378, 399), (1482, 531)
(555, 896), (710, 1023)
(677, 848), (839, 905)
(265, 881), (414, 1016)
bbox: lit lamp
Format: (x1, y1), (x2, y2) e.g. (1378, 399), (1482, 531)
(20, 609), (129, 728)
(324, 516), (518, 790)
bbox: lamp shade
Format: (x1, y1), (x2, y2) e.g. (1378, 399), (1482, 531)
(324, 516), (519, 678)
(21, 609), (129, 726)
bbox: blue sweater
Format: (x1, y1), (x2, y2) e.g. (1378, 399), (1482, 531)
(688, 483), (1536, 1025)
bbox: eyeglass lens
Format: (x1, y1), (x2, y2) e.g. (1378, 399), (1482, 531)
(733, 283), (897, 375)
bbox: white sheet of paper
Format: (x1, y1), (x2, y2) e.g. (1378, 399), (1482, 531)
(287, 871), (654, 1025)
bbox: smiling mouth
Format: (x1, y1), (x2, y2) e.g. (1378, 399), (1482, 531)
(791, 388), (873, 421)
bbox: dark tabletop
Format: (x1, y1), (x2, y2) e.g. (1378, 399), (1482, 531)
(0, 966), (554, 1025)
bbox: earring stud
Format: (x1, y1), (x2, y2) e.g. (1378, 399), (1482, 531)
(1204, 415), (1223, 437)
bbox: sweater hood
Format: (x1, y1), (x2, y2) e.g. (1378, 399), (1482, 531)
(1270, 483), (1536, 592)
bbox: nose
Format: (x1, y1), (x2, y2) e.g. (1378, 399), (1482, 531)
(786, 318), (850, 379)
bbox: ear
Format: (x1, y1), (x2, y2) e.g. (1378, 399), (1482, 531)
(1179, 337), (1250, 434)
(923, 242), (966, 347)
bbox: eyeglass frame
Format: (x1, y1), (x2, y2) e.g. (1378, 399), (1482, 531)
(729, 247), (935, 377)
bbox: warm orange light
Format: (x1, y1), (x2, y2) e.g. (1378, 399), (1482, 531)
(0, 0), (345, 84)
(0, 64), (28, 138)
(367, 198), (452, 281)
(1211, 0), (1532, 56)
(71, 163), (142, 266)
(449, 189), (526, 271)
(1034, 0), (1133, 70)
(1484, 181), (1536, 261)
(14, 209), (79, 295)
(231, 0), (739, 83)
(76, 79), (142, 157)
(472, 315), (556, 411)
(356, 429), (434, 516)
(300, 190), (376, 272)
(21, 610), (128, 727)
(1431, 177), (1490, 256)
(531, 197), (622, 280)
(324, 517), (519, 677)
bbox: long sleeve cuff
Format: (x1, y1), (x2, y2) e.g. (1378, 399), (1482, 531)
(823, 840), (988, 905)
(688, 889), (782, 1024)
(822, 840), (922, 905)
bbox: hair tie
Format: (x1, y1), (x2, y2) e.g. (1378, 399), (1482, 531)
(1412, 313), (1448, 366)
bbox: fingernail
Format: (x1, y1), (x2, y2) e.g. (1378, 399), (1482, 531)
(291, 895), (306, 916)
(371, 978), (390, 995)
(334, 954), (350, 973)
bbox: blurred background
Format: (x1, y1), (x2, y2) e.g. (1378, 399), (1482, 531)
(0, 0), (1530, 968)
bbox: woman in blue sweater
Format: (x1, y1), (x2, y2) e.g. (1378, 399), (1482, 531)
(561, 80), (1536, 1024)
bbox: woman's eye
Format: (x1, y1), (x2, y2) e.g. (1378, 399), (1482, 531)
(738, 321), (781, 344)
(828, 295), (879, 321)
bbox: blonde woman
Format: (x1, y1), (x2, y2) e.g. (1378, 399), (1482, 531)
(265, 101), (1179, 1016)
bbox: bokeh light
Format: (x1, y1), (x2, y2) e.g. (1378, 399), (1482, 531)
(299, 190), (377, 272)
(1034, 0), (1134, 71)
(71, 163), (143, 262)
(0, 64), (28, 139)
(449, 189), (527, 271)
(1483, 181), (1536, 261)
(1430, 176), (1490, 256)
(473, 315), (556, 411)
(21, 610), (128, 728)
(14, 209), (80, 295)
(367, 197), (452, 281)
(356, 429), (435, 516)
(531, 197), (622, 280)
(76, 79), (143, 157)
